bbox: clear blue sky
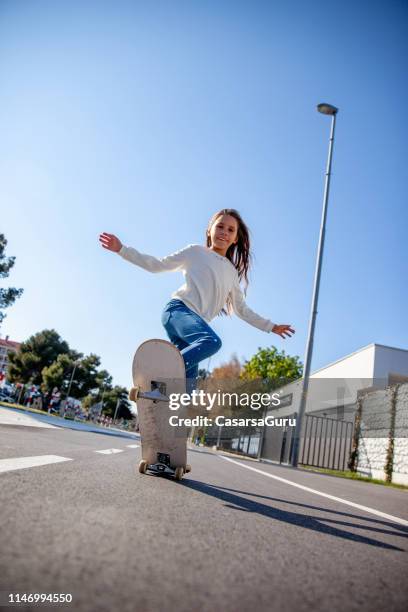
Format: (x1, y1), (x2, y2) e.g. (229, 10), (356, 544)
(1, 0), (407, 389)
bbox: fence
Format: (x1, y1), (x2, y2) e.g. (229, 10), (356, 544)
(257, 413), (353, 470)
(202, 426), (261, 458)
(201, 413), (354, 470)
(298, 415), (354, 470)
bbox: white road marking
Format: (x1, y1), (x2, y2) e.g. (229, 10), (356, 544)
(220, 455), (408, 527)
(0, 455), (72, 474)
(95, 449), (124, 454)
(126, 444), (139, 448)
(0, 407), (57, 429)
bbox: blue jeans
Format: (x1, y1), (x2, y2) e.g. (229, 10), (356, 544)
(161, 299), (222, 393)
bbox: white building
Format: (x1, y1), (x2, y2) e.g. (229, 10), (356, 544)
(271, 343), (408, 422)
(0, 335), (21, 385)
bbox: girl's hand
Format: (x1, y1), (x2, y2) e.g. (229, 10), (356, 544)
(272, 324), (295, 339)
(99, 232), (123, 253)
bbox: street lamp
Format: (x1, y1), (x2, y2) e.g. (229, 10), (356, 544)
(290, 102), (339, 467)
(317, 103), (338, 115)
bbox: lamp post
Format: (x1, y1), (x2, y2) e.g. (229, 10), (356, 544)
(100, 384), (106, 413)
(113, 398), (121, 422)
(66, 360), (80, 400)
(290, 102), (339, 467)
(59, 360), (79, 418)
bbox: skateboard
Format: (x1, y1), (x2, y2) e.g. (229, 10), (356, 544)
(129, 339), (191, 481)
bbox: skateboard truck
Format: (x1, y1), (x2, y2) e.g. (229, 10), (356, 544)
(138, 452), (192, 480)
(129, 383), (169, 403)
(146, 453), (174, 475)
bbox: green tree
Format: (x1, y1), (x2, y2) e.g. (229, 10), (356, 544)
(109, 387), (133, 420)
(0, 234), (23, 326)
(241, 346), (303, 390)
(8, 329), (116, 411)
(41, 353), (75, 394)
(8, 329), (73, 385)
(41, 354), (112, 399)
(65, 354), (111, 398)
(83, 386), (132, 419)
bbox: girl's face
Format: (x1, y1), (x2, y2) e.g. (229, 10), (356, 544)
(208, 214), (239, 255)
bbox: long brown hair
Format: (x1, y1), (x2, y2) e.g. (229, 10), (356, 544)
(206, 209), (252, 316)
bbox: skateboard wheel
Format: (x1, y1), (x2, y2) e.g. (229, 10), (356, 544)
(138, 459), (148, 474)
(129, 386), (139, 402)
(174, 467), (184, 481)
(185, 464), (191, 473)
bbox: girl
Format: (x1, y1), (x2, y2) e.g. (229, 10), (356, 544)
(99, 209), (294, 393)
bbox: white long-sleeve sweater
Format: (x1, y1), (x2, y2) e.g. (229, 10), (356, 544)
(119, 243), (275, 333)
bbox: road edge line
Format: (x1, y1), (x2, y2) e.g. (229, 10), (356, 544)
(219, 455), (408, 527)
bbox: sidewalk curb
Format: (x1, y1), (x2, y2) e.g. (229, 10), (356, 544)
(0, 403), (140, 440)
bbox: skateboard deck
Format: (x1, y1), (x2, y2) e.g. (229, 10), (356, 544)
(130, 339), (191, 480)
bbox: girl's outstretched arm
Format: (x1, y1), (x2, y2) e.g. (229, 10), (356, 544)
(99, 232), (191, 273)
(230, 278), (295, 338)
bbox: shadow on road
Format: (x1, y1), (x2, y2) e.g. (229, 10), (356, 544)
(207, 485), (408, 536)
(182, 479), (407, 551)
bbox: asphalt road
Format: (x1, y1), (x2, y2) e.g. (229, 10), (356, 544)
(0, 407), (407, 612)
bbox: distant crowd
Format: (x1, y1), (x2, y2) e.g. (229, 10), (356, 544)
(0, 382), (137, 432)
